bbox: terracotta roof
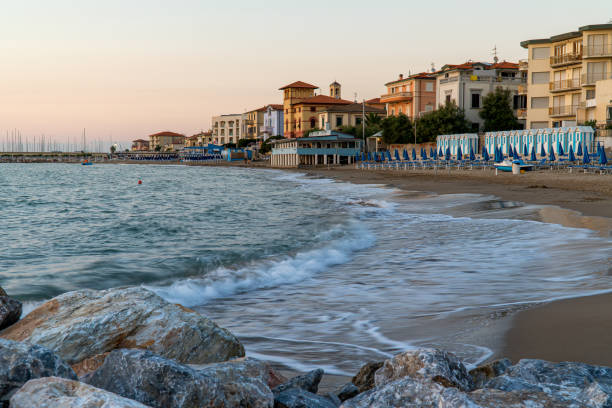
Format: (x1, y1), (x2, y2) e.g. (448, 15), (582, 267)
(149, 131), (185, 138)
(439, 61), (518, 72)
(279, 81), (318, 90)
(186, 135), (198, 139)
(323, 103), (386, 114)
(365, 98), (382, 104)
(267, 104), (284, 110)
(132, 139), (148, 143)
(384, 72), (436, 86)
(491, 61), (519, 69)
(297, 95), (353, 105)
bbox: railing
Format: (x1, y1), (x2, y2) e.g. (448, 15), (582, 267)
(518, 84), (528, 94)
(549, 78), (581, 92)
(549, 105), (579, 116)
(380, 91), (413, 100)
(517, 108), (527, 119)
(584, 44), (612, 58)
(549, 52), (582, 67)
(582, 72), (612, 85)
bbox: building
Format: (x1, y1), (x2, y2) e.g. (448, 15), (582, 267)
(246, 107), (267, 140)
(262, 104), (284, 139)
(434, 61), (526, 132)
(381, 73), (436, 118)
(365, 97), (386, 111)
(280, 80), (353, 138)
(149, 131), (186, 151)
(318, 103), (386, 130)
(196, 131), (214, 145)
(131, 139), (150, 151)
(184, 135), (199, 147)
(270, 129), (362, 167)
(211, 114), (246, 145)
(484, 126), (595, 156)
(521, 23), (612, 129)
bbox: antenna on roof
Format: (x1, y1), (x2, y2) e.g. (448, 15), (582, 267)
(430, 62), (435, 73)
(492, 45), (499, 63)
(354, 92), (357, 103)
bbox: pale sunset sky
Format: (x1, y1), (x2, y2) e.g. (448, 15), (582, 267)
(0, 1), (610, 146)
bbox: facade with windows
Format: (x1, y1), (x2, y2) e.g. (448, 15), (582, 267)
(262, 104), (284, 140)
(148, 131), (185, 152)
(270, 130), (362, 167)
(317, 103), (386, 131)
(245, 107), (266, 140)
(434, 61), (526, 132)
(484, 126), (594, 156)
(211, 114), (246, 145)
(380, 73), (436, 119)
(521, 23), (612, 129)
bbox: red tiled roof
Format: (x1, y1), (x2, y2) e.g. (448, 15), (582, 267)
(149, 131), (185, 138)
(132, 139), (148, 143)
(365, 98), (381, 104)
(491, 61), (519, 69)
(268, 104), (284, 110)
(279, 81), (318, 90)
(297, 95), (353, 105)
(186, 135), (198, 139)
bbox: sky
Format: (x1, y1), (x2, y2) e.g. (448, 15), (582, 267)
(0, 0), (610, 147)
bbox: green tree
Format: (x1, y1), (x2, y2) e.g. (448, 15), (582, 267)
(154, 145), (162, 152)
(415, 102), (472, 143)
(237, 138), (257, 148)
(110, 145), (116, 154)
(260, 135), (283, 154)
(479, 87), (522, 132)
(381, 113), (413, 145)
(583, 120), (597, 129)
(365, 113), (383, 127)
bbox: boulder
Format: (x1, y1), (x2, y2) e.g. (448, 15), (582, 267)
(351, 361), (383, 393)
(85, 348), (273, 408)
(273, 368), (324, 395)
(0, 287), (244, 374)
(334, 382), (360, 401)
(374, 348), (473, 391)
(275, 388), (338, 408)
(0, 297), (22, 331)
(0, 288), (6, 297)
(470, 358), (512, 388)
(0, 338), (77, 406)
(10, 377), (151, 408)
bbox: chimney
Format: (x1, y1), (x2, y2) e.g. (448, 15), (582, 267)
(399, 74), (403, 80)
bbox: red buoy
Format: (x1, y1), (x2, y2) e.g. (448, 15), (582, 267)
(138, 180), (142, 185)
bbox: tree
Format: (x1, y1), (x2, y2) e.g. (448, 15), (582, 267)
(110, 145), (116, 154)
(583, 120), (597, 129)
(479, 87), (522, 132)
(260, 135), (283, 154)
(415, 102), (471, 143)
(237, 138), (257, 148)
(381, 113), (413, 145)
(365, 113), (383, 127)
(154, 145), (162, 152)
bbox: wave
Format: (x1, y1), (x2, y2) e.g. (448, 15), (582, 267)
(146, 221), (375, 307)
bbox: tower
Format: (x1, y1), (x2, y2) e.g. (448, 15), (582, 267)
(330, 81), (341, 99)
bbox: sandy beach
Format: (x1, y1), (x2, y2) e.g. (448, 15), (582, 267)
(301, 166), (612, 366)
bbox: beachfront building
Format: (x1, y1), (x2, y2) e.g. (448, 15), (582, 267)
(381, 73), (436, 118)
(196, 131), (214, 145)
(246, 107), (267, 140)
(211, 114), (246, 145)
(436, 134), (479, 157)
(484, 126), (595, 156)
(184, 135), (199, 147)
(148, 131), (185, 151)
(131, 139), (150, 151)
(434, 61), (526, 132)
(318, 103), (386, 131)
(270, 129), (362, 167)
(520, 23), (612, 129)
(262, 104), (284, 140)
(280, 80), (353, 138)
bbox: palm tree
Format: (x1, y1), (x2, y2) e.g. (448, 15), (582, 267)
(365, 113), (383, 127)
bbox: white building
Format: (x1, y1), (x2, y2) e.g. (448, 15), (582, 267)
(434, 61), (527, 132)
(211, 113), (246, 145)
(262, 104), (284, 140)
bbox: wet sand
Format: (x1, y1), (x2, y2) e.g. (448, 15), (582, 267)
(301, 166), (612, 367)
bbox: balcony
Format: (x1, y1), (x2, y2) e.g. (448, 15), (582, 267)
(549, 52), (582, 67)
(518, 84), (528, 94)
(517, 108), (527, 119)
(584, 44), (612, 58)
(549, 78), (581, 92)
(582, 72), (612, 85)
(549, 105), (579, 117)
(380, 91), (413, 102)
(518, 59), (528, 71)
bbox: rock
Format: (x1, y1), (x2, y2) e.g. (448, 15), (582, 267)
(333, 383), (359, 401)
(275, 388), (338, 408)
(0, 288), (6, 297)
(265, 364), (288, 389)
(0, 338), (77, 406)
(484, 359), (612, 407)
(374, 348), (473, 391)
(85, 348), (273, 408)
(0, 287), (244, 374)
(470, 358), (512, 388)
(325, 392), (342, 407)
(273, 368), (324, 395)
(10, 377), (151, 408)
(351, 361), (383, 393)
(0, 297), (22, 331)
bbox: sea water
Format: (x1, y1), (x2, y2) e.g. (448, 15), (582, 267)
(1, 163), (611, 375)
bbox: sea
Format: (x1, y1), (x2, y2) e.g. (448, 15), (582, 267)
(1, 163), (611, 377)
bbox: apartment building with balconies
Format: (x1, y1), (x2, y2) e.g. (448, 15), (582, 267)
(262, 104), (284, 140)
(434, 61), (526, 132)
(211, 113), (246, 145)
(521, 23), (612, 129)
(245, 107), (267, 140)
(381, 73), (436, 119)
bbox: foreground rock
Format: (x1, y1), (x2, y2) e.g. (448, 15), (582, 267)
(86, 349), (273, 408)
(273, 368), (324, 395)
(10, 377), (151, 408)
(0, 287), (244, 374)
(275, 388), (337, 408)
(351, 361), (382, 393)
(0, 296), (22, 331)
(374, 348), (473, 391)
(0, 338), (77, 406)
(469, 358), (512, 388)
(0, 288), (6, 297)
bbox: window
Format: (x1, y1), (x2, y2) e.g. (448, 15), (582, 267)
(531, 97), (549, 109)
(471, 92), (481, 109)
(425, 82), (434, 92)
(336, 116), (343, 127)
(607, 106), (612, 120)
(311, 107), (316, 112)
(445, 94), (452, 105)
(391, 109), (395, 115)
(356, 117), (362, 125)
(532, 47), (550, 60)
(399, 107), (402, 114)
(425, 104), (434, 112)
(514, 95), (527, 109)
(532, 72), (550, 84)
(229, 129), (233, 136)
(310, 118), (316, 128)
(586, 89), (596, 100)
(587, 61), (607, 83)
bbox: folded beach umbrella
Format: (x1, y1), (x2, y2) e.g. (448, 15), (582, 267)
(597, 142), (602, 154)
(439, 146), (443, 157)
(469, 146), (475, 161)
(583, 146), (591, 164)
(412, 148), (417, 161)
(445, 146), (451, 161)
(422, 149), (428, 160)
(361, 152), (366, 161)
(430, 147), (435, 158)
(386, 151), (392, 161)
(508, 144), (513, 158)
(599, 147), (608, 165)
(549, 147), (556, 162)
(395, 149), (400, 161)
(432, 148), (437, 160)
(558, 142), (564, 156)
(523, 144), (528, 156)
(530, 146), (537, 162)
(569, 145), (576, 162)
(367, 152), (372, 161)
(403, 149), (409, 161)
(513, 146), (520, 160)
(457, 145), (463, 161)
(482, 146), (490, 162)
(577, 142), (583, 156)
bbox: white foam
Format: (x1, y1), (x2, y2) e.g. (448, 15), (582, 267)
(245, 350), (353, 377)
(20, 301), (44, 319)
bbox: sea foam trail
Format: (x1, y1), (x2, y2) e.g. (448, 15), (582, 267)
(146, 222), (375, 307)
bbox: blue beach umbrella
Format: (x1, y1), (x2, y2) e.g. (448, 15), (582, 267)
(482, 146), (490, 162)
(523, 144), (528, 156)
(361, 152), (366, 161)
(508, 144), (514, 158)
(583, 146), (591, 164)
(395, 149), (400, 161)
(597, 142), (602, 154)
(367, 152), (372, 161)
(513, 146), (520, 160)
(530, 146), (537, 162)
(422, 149), (428, 160)
(412, 148), (417, 161)
(403, 150), (409, 161)
(558, 142), (564, 156)
(599, 147), (608, 165)
(569, 145), (576, 162)
(577, 142), (583, 156)
(386, 151), (392, 161)
(445, 146), (451, 161)
(457, 145), (463, 161)
(432, 148), (437, 160)
(430, 147), (435, 158)
(549, 147), (556, 162)
(469, 146), (475, 161)
(439, 146), (443, 157)
(540, 143), (546, 158)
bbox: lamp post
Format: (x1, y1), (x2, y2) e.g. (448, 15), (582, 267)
(362, 99), (366, 152)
